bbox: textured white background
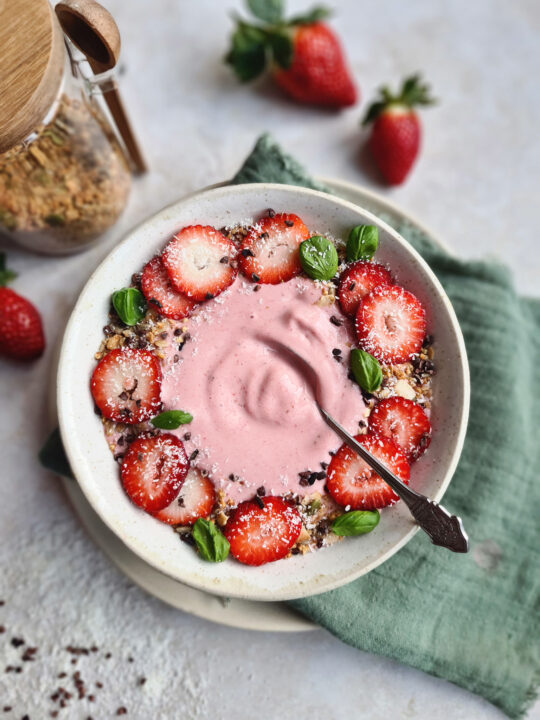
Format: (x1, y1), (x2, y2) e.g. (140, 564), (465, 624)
(1, 0), (538, 717)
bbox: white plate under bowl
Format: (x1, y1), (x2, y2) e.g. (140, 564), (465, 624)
(57, 183), (469, 602)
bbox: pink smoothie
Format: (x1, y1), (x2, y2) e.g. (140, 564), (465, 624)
(160, 276), (366, 503)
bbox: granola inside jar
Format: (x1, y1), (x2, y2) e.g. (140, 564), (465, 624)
(0, 0), (131, 255)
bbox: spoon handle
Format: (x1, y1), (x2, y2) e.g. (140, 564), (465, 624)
(319, 408), (469, 553)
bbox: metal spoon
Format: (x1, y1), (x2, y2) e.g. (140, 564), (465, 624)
(55, 0), (147, 174)
(262, 337), (469, 553)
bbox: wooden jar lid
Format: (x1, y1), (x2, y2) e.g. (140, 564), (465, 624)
(0, 0), (65, 154)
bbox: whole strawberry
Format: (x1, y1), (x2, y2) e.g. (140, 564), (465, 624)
(0, 254), (45, 361)
(363, 75), (436, 185)
(225, 1), (357, 108)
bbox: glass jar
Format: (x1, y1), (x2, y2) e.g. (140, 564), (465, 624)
(0, 0), (131, 255)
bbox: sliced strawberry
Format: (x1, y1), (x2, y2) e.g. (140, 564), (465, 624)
(154, 468), (216, 525)
(141, 256), (196, 320)
(121, 434), (189, 513)
(224, 495), (302, 566)
(90, 348), (162, 424)
(326, 431), (410, 510)
(238, 213), (310, 284)
(161, 225), (237, 302)
(369, 397), (432, 461)
(338, 261), (392, 316)
(355, 284), (426, 364)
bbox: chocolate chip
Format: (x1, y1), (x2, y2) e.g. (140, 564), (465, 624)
(333, 355), (342, 363)
(251, 273), (260, 283)
(291, 547), (301, 555)
(205, 293), (214, 300)
(320, 461), (328, 470)
(148, 297), (162, 309)
(219, 256), (229, 264)
(183, 432), (191, 441)
(241, 248), (254, 258)
(329, 315), (343, 326)
(189, 449), (199, 461)
(177, 497), (185, 507)
(267, 208), (276, 218)
(173, 354), (179, 363)
(254, 495), (265, 509)
(131, 272), (142, 286)
(253, 285), (261, 292)
(174, 328), (183, 336)
(256, 486), (266, 496)
(284, 219), (294, 227)
(332, 348), (341, 356)
(259, 232), (269, 239)
(348, 282), (356, 291)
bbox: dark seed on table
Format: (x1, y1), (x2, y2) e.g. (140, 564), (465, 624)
(116, 708), (127, 716)
(251, 273), (260, 283)
(256, 485), (266, 496)
(137, 677), (146, 686)
(348, 282), (356, 291)
(220, 256), (229, 264)
(3, 708), (12, 713)
(11, 637), (24, 648)
(254, 495), (265, 509)
(329, 315), (343, 326)
(189, 450), (199, 461)
(284, 220), (294, 227)
(267, 208), (275, 218)
(241, 248), (254, 258)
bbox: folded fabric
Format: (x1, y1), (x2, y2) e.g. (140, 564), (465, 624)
(41, 133), (539, 719)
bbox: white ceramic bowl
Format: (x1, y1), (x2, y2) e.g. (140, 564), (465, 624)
(57, 183), (469, 601)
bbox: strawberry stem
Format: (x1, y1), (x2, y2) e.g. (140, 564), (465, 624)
(0, 253), (17, 287)
(362, 74), (436, 126)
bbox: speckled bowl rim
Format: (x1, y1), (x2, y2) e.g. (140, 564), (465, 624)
(57, 183), (470, 601)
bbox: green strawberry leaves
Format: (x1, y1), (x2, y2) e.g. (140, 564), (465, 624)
(225, 1), (331, 81)
(363, 74), (436, 126)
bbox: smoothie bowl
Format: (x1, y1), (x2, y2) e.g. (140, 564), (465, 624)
(57, 183), (469, 601)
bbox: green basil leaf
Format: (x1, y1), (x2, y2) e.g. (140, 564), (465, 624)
(225, 22), (268, 82)
(151, 410), (193, 429)
(346, 225), (378, 262)
(192, 519), (230, 562)
(112, 287), (146, 326)
(299, 236), (338, 281)
(0, 253), (17, 286)
(267, 30), (293, 69)
(332, 510), (380, 536)
(350, 348), (382, 392)
(247, 0), (283, 23)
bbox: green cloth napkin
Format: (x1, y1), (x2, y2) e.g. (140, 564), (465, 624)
(41, 134), (539, 719)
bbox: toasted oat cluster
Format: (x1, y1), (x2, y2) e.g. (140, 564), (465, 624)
(91, 211), (434, 566)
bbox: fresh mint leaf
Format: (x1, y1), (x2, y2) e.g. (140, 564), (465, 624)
(151, 410), (193, 429)
(299, 236), (338, 281)
(192, 519), (230, 562)
(112, 287), (146, 326)
(247, 0), (283, 23)
(350, 348), (382, 392)
(332, 510), (380, 536)
(346, 225), (378, 262)
(225, 21), (268, 82)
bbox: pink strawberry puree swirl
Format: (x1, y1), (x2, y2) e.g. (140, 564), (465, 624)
(160, 277), (366, 503)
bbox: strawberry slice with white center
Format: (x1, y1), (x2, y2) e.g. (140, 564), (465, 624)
(162, 225), (237, 301)
(369, 397), (432, 461)
(141, 256), (196, 320)
(154, 468), (216, 525)
(238, 213), (310, 284)
(121, 433), (189, 513)
(355, 284), (426, 364)
(337, 261), (392, 316)
(326, 431), (410, 510)
(90, 348), (162, 424)
(223, 495), (302, 566)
